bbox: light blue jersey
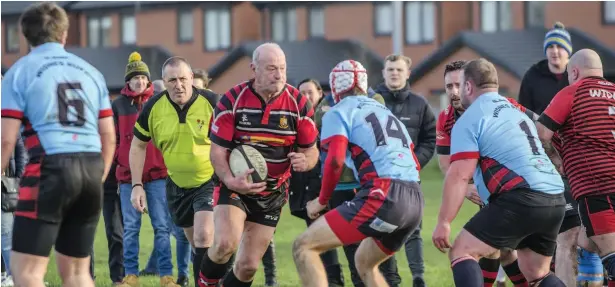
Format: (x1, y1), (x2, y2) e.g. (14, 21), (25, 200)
(450, 92), (564, 201)
(320, 96), (420, 184)
(1, 43), (112, 158)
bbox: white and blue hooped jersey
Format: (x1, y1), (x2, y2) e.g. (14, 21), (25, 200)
(450, 92), (564, 202)
(320, 96), (420, 184)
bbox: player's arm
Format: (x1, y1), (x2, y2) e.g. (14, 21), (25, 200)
(317, 135), (348, 205)
(1, 119), (21, 171)
(435, 111), (452, 175)
(437, 116), (481, 226)
(536, 86), (574, 170)
(291, 91), (320, 172)
(130, 99), (154, 186)
(1, 69), (24, 171)
(508, 97), (539, 121)
(99, 117), (116, 182)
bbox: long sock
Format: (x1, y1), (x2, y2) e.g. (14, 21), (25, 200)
(602, 253), (615, 287)
(503, 260), (529, 287)
(199, 252), (230, 287)
(479, 258), (500, 287)
(193, 248), (207, 287)
(451, 256), (483, 287)
(550, 249), (556, 273)
(221, 269), (252, 287)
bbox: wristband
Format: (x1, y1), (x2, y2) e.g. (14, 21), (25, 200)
(132, 183), (143, 189)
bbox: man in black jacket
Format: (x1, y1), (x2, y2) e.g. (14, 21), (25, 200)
(375, 54), (437, 287)
(518, 22), (584, 287)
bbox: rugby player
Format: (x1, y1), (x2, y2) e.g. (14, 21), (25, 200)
(201, 43), (319, 287)
(536, 49), (615, 287)
(1, 3), (116, 286)
(432, 58), (567, 286)
(130, 57), (218, 286)
(293, 59), (424, 287)
(435, 60), (533, 287)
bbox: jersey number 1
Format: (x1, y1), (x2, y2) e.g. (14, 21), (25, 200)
(365, 113), (409, 148)
(519, 121), (540, 155)
(57, 82), (85, 127)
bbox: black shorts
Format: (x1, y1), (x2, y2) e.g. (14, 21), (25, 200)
(214, 181), (288, 227)
(465, 189), (566, 256)
(578, 193), (615, 237)
(12, 153), (104, 258)
(559, 177), (581, 234)
(166, 178), (214, 228)
(324, 179), (423, 255)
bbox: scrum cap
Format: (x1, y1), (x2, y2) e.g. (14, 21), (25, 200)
(329, 60), (368, 103)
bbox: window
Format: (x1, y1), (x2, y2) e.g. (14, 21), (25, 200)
(374, 2), (393, 35)
(481, 1), (512, 32)
(88, 16), (112, 47)
(309, 6), (325, 38)
(5, 22), (19, 53)
(178, 10), (194, 43)
(405, 2), (435, 44)
(204, 8), (231, 51)
(525, 1), (545, 28)
(271, 8), (297, 42)
(121, 15), (136, 45)
(604, 1), (615, 24)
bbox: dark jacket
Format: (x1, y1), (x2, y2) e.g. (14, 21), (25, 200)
(112, 83), (168, 184)
(8, 136), (27, 178)
(518, 59), (569, 114)
(375, 82), (436, 168)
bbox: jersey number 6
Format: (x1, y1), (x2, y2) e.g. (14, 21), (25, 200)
(57, 82), (85, 127)
(365, 113), (409, 148)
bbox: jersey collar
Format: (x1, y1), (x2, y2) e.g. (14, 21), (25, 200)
(30, 42), (64, 54)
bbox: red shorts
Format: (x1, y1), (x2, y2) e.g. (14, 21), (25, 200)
(578, 193), (615, 237)
(324, 179), (423, 255)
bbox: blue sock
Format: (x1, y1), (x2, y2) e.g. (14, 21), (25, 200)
(451, 256), (483, 287)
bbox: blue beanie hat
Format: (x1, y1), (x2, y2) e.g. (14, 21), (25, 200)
(544, 22), (572, 56)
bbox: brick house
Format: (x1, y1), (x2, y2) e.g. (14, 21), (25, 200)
(2, 1), (615, 107)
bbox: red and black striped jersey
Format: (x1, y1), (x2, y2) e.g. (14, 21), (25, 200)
(436, 97), (532, 155)
(539, 76), (615, 199)
(210, 80), (318, 195)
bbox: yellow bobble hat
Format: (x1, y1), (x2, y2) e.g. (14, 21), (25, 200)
(125, 51), (151, 82)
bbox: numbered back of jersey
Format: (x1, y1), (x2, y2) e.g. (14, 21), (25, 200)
(2, 47), (111, 156)
(334, 96), (420, 183)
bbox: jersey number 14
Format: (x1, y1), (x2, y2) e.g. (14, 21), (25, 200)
(365, 113), (409, 148)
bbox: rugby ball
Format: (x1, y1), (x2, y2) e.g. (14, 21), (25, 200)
(229, 145), (268, 183)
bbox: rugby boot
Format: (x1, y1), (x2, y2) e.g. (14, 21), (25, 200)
(117, 274), (140, 287)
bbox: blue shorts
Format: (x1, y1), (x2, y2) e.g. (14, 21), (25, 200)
(577, 247), (604, 283)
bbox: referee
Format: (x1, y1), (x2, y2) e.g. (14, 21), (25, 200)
(129, 56), (218, 287)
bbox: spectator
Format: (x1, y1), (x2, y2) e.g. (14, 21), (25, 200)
(289, 78), (344, 287)
(519, 22), (581, 287)
(139, 79), (192, 287)
(1, 136), (27, 287)
(375, 54), (437, 287)
(192, 69), (211, 90)
(113, 52), (177, 287)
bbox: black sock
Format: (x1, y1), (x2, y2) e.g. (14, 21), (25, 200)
(532, 273), (565, 286)
(478, 258), (500, 286)
(225, 252), (236, 273)
(193, 248), (207, 287)
(221, 269), (252, 287)
(602, 253), (615, 286)
(198, 251), (229, 287)
(451, 257), (483, 287)
(503, 260), (528, 287)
